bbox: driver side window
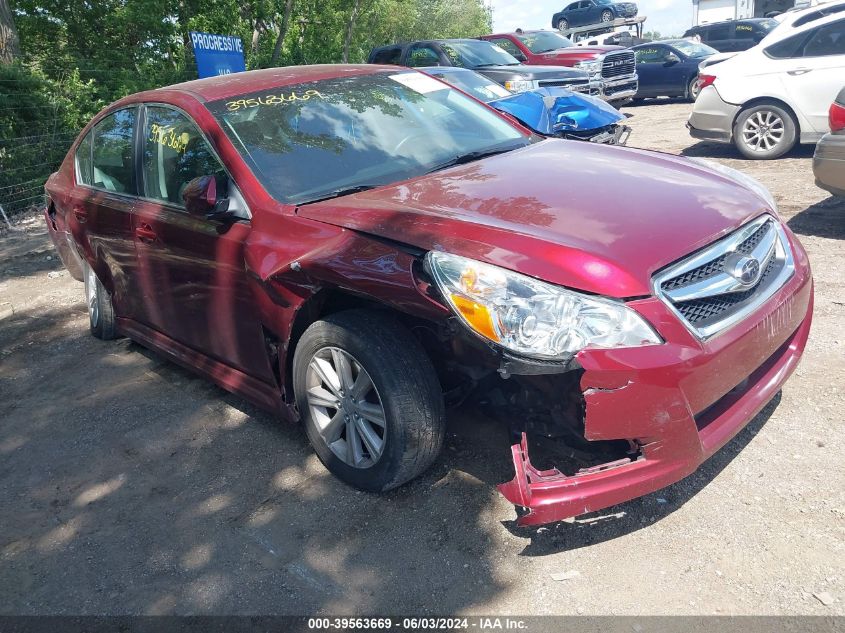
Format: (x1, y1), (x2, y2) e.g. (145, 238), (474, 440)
(141, 105), (225, 208)
(635, 46), (666, 63)
(406, 45), (442, 67)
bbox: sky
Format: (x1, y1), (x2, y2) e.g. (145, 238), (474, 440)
(489, 0), (694, 38)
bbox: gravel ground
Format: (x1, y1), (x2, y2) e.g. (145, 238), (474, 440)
(0, 100), (843, 616)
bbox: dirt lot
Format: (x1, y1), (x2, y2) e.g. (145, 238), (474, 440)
(1, 101), (843, 616)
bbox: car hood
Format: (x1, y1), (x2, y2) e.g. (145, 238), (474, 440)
(475, 64), (588, 80)
(298, 140), (771, 298)
(538, 45), (624, 59)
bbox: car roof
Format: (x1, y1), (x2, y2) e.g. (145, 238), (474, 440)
(785, 0), (845, 27)
(485, 30), (561, 37)
(419, 66), (472, 74)
(694, 17), (774, 26)
(634, 38), (696, 47)
(131, 64), (391, 103)
(764, 8), (845, 43)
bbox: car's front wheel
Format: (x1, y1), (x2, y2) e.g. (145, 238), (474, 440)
(557, 18), (569, 30)
(84, 263), (117, 340)
(733, 102), (797, 160)
(601, 9), (614, 21)
(293, 310), (445, 492)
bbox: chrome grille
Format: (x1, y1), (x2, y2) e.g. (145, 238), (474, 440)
(602, 51), (636, 79)
(538, 78), (589, 89)
(652, 216), (795, 339)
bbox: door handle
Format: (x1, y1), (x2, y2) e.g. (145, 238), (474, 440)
(73, 205), (88, 223)
(135, 224), (157, 242)
(787, 68), (812, 76)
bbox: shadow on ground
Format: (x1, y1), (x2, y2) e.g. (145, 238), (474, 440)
(680, 141), (816, 160)
(788, 195), (845, 240)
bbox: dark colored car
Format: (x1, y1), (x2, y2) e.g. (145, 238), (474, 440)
(552, 0), (638, 31)
(682, 18), (778, 52)
(424, 66), (630, 143)
(479, 30), (638, 101)
(632, 39), (718, 101)
(367, 38), (598, 95)
(814, 86), (845, 196)
(44, 65), (813, 526)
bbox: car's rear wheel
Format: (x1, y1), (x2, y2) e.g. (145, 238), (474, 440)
(84, 263), (117, 340)
(733, 103), (797, 160)
(601, 9), (614, 21)
(293, 309), (445, 492)
(687, 76), (701, 102)
(557, 18), (569, 30)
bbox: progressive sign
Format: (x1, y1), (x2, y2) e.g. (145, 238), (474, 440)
(190, 31), (246, 79)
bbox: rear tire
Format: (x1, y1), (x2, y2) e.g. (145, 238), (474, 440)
(601, 9), (614, 21)
(84, 263), (117, 340)
(557, 18), (569, 30)
(293, 309), (445, 492)
(732, 102), (797, 160)
(687, 76), (701, 102)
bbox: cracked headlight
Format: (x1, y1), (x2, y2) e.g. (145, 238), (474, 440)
(426, 251), (662, 360)
(688, 157), (778, 212)
(575, 60), (602, 75)
(503, 79), (539, 93)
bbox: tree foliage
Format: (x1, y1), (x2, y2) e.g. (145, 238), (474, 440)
(0, 0), (492, 218)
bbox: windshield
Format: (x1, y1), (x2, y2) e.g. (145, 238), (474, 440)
(209, 72), (528, 205)
(516, 31), (575, 53)
(671, 40), (717, 57)
(440, 40), (521, 67)
(424, 69), (513, 102)
(758, 18), (778, 32)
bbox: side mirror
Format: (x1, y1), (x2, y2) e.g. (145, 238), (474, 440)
(665, 52), (681, 64)
(514, 52), (527, 62)
(183, 175), (233, 221)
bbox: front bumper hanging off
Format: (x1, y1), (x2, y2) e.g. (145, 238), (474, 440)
(498, 254), (813, 526)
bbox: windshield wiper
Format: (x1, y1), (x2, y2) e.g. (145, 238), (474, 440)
(426, 145), (522, 174)
(302, 184), (381, 204)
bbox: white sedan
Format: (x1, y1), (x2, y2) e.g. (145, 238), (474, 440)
(687, 3), (845, 158)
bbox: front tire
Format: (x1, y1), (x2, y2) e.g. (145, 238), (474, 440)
(732, 102), (797, 160)
(557, 18), (569, 30)
(84, 263), (117, 340)
(601, 9), (614, 21)
(293, 310), (445, 492)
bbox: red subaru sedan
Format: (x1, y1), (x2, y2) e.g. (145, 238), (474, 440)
(44, 65), (813, 526)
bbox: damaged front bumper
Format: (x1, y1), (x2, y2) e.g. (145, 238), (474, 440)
(499, 239), (813, 526)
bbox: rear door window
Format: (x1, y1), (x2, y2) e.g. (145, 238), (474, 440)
(371, 47), (402, 65)
(141, 105), (225, 208)
(91, 108), (136, 194)
(802, 20), (845, 56)
(704, 24), (732, 42)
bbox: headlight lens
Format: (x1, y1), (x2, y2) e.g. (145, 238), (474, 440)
(575, 60), (602, 75)
(426, 251), (662, 359)
(688, 157), (778, 212)
(503, 79), (538, 93)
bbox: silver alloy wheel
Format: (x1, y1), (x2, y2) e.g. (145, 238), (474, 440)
(601, 10), (613, 21)
(689, 78), (701, 100)
(741, 110), (785, 153)
(305, 346), (386, 469)
(85, 266), (99, 327)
